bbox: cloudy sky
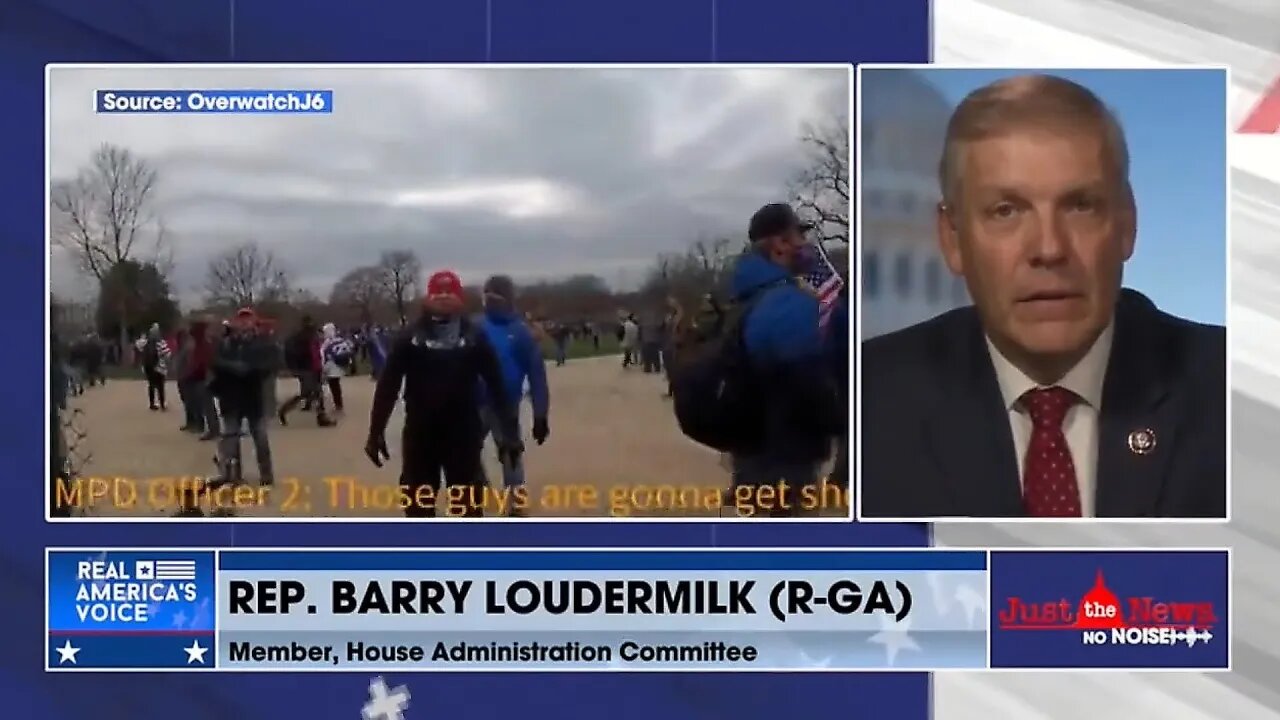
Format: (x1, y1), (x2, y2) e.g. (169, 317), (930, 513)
(49, 66), (847, 306)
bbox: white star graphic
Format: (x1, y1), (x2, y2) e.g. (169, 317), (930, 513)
(184, 639), (208, 664)
(55, 639), (80, 664)
(363, 677), (411, 720)
(954, 582), (986, 629)
(868, 616), (921, 667)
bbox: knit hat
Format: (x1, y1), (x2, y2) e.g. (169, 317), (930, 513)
(483, 275), (516, 301)
(425, 270), (464, 301)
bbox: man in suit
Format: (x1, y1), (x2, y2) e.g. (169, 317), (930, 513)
(860, 74), (1226, 519)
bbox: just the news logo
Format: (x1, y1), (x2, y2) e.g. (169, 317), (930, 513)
(996, 570), (1218, 648)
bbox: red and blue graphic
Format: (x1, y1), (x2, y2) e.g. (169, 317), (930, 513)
(46, 550), (217, 670)
(989, 550), (1229, 669)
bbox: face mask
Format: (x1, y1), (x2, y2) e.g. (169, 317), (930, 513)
(793, 241), (820, 272)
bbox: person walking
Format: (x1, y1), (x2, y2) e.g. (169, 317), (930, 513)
(476, 275), (551, 515)
(365, 271), (520, 517)
(209, 308), (277, 487)
(278, 316), (334, 427)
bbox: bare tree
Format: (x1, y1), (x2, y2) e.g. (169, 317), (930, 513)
(330, 266), (389, 325)
(50, 144), (167, 279)
(791, 116), (851, 244)
(51, 144), (170, 353)
(378, 250), (421, 323)
(204, 242), (292, 309)
(640, 236), (741, 311)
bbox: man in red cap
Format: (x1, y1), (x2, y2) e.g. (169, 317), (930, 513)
(208, 307), (279, 487)
(365, 270), (520, 517)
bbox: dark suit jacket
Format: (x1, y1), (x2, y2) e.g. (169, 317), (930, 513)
(860, 289), (1226, 519)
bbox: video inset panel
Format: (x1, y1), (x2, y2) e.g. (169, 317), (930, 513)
(856, 65), (1229, 522)
(48, 64), (853, 521)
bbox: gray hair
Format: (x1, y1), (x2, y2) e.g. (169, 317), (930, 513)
(938, 74), (1130, 209)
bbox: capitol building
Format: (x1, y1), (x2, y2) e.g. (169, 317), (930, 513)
(859, 69), (968, 339)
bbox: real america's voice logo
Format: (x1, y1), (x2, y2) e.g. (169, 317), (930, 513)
(77, 557), (199, 623)
(997, 570), (1218, 647)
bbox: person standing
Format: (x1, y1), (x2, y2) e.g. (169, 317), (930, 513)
(172, 328), (197, 431)
(320, 322), (352, 416)
(139, 323), (170, 411)
(185, 319), (220, 439)
(258, 317), (282, 421)
(620, 314), (640, 368)
(728, 203), (842, 515)
(82, 333), (105, 387)
(662, 297), (683, 397)
(861, 74), (1225, 519)
(209, 308), (277, 487)
(365, 270), (520, 517)
(640, 312), (664, 374)
(548, 321), (570, 366)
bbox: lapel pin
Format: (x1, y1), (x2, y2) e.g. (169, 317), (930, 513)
(1127, 428), (1156, 455)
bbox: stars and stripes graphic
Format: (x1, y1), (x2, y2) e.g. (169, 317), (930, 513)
(802, 241), (845, 328)
(1239, 74), (1280, 134)
(135, 559), (197, 581)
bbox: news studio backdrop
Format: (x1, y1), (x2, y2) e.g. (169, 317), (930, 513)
(5, 3), (1272, 720)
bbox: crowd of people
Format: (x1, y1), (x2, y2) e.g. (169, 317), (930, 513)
(52, 201), (850, 518)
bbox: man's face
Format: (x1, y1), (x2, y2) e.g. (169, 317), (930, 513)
(938, 126), (1135, 366)
(764, 226), (810, 273)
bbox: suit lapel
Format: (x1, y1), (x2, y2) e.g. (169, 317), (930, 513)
(923, 311), (1024, 517)
(1095, 291), (1176, 517)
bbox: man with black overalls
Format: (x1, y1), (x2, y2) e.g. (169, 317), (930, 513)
(364, 270), (520, 517)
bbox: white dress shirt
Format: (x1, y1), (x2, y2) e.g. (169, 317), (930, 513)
(985, 324), (1114, 517)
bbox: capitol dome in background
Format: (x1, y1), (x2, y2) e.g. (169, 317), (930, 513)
(859, 69), (968, 339)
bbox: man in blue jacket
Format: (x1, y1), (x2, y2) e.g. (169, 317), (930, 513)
(477, 275), (550, 512)
(730, 203), (843, 515)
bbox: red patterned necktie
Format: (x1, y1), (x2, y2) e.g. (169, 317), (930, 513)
(1020, 386), (1082, 517)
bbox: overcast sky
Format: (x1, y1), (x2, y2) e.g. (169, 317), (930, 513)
(49, 66), (847, 306)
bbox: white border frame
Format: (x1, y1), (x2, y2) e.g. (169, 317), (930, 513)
(44, 62), (857, 524)
(852, 62), (1234, 525)
(44, 545), (1233, 673)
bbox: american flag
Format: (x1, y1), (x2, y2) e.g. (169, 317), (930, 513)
(802, 242), (845, 329)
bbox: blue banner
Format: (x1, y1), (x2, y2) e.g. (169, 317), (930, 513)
(989, 550), (1230, 670)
